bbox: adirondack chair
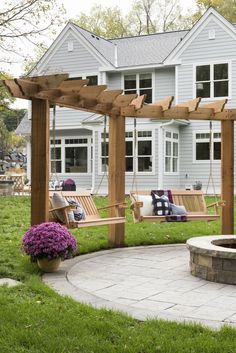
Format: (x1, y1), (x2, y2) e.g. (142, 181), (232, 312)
(49, 191), (126, 228)
(130, 189), (224, 223)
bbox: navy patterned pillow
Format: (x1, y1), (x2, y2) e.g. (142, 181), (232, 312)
(151, 192), (170, 216)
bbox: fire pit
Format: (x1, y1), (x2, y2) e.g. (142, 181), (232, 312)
(186, 235), (236, 284)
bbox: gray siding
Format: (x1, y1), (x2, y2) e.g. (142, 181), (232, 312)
(50, 107), (94, 129)
(106, 73), (122, 89)
(155, 68), (175, 101)
(180, 18), (236, 63)
(40, 31), (101, 75)
(179, 122), (221, 193)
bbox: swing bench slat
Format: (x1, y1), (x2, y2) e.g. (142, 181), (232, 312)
(49, 191), (126, 228)
(130, 189), (224, 223)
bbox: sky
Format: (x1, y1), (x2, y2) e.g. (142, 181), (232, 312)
(10, 0), (197, 109)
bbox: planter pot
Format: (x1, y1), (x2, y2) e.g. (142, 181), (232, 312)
(37, 257), (61, 272)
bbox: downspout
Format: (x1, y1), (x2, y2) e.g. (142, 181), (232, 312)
(114, 44), (118, 67)
(158, 119), (175, 189)
(90, 129), (96, 194)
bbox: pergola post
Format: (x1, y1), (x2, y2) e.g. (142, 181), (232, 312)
(31, 99), (50, 225)
(108, 115), (126, 247)
(221, 120), (234, 234)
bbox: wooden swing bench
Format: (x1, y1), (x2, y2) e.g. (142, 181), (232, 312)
(130, 189), (224, 223)
(49, 191), (126, 228)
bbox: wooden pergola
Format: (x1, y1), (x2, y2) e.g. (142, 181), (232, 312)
(2, 74), (235, 247)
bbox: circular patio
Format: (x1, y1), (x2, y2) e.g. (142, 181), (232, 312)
(43, 244), (236, 329)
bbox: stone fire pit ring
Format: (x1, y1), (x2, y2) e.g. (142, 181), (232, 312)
(186, 235), (236, 285)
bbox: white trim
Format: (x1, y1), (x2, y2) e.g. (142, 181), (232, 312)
(158, 127), (164, 189)
(175, 66), (179, 104)
(163, 127), (179, 175)
(165, 8), (236, 65)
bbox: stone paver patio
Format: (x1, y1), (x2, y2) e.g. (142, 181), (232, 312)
(43, 244), (236, 329)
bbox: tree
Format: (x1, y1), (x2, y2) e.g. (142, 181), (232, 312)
(188, 0), (236, 26)
(72, 5), (129, 38)
(0, 0), (66, 65)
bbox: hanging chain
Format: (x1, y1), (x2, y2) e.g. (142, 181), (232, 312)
(205, 121), (217, 201)
(131, 118), (138, 195)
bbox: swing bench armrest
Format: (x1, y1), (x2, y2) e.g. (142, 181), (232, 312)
(98, 202), (127, 210)
(98, 202), (127, 217)
(206, 200), (226, 213)
(49, 205), (76, 213)
(130, 201), (143, 210)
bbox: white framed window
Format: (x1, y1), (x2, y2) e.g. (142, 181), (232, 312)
(50, 139), (62, 173)
(194, 132), (221, 162)
(68, 74), (98, 86)
(100, 130), (153, 174)
(164, 131), (179, 173)
(195, 63), (229, 99)
(124, 73), (153, 103)
(50, 137), (92, 173)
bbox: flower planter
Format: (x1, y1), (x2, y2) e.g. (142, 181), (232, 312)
(37, 257), (61, 273)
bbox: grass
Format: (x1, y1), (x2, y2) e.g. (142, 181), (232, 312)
(0, 195), (236, 353)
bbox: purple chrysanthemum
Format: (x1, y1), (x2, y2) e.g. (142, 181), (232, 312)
(22, 222), (77, 260)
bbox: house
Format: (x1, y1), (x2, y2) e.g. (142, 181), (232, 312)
(18, 7), (236, 194)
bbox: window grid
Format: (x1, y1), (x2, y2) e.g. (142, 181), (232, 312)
(124, 73), (153, 103)
(196, 63), (229, 99)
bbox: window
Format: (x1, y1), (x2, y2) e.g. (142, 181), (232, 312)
(124, 73), (152, 103)
(196, 63), (228, 98)
(195, 132), (221, 161)
(165, 131), (179, 173)
(67, 75), (98, 86)
(50, 139), (62, 173)
(65, 139), (88, 173)
(50, 137), (91, 173)
(100, 131), (153, 173)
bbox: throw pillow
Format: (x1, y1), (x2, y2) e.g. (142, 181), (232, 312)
(170, 203), (187, 215)
(133, 194), (153, 216)
(151, 192), (170, 216)
(67, 198), (86, 221)
(51, 193), (74, 223)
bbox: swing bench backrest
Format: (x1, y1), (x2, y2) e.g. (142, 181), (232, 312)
(130, 189), (222, 223)
(49, 191), (126, 228)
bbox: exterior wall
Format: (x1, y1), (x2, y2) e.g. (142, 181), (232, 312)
(176, 17), (236, 193)
(155, 67), (175, 102)
(37, 31), (101, 76)
(179, 122), (221, 193)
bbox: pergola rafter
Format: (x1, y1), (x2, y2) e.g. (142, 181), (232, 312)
(1, 74), (234, 246)
(2, 74), (236, 119)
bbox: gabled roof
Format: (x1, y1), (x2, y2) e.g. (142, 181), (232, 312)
(110, 31), (188, 67)
(164, 7), (236, 64)
(15, 113), (31, 136)
(70, 23), (116, 66)
(72, 24), (188, 68)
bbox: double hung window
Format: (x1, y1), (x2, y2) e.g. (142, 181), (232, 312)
(100, 131), (153, 173)
(164, 131), (179, 173)
(195, 132), (221, 161)
(124, 73), (153, 103)
(196, 63), (229, 98)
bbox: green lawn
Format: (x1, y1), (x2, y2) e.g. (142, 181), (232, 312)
(0, 195), (236, 353)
